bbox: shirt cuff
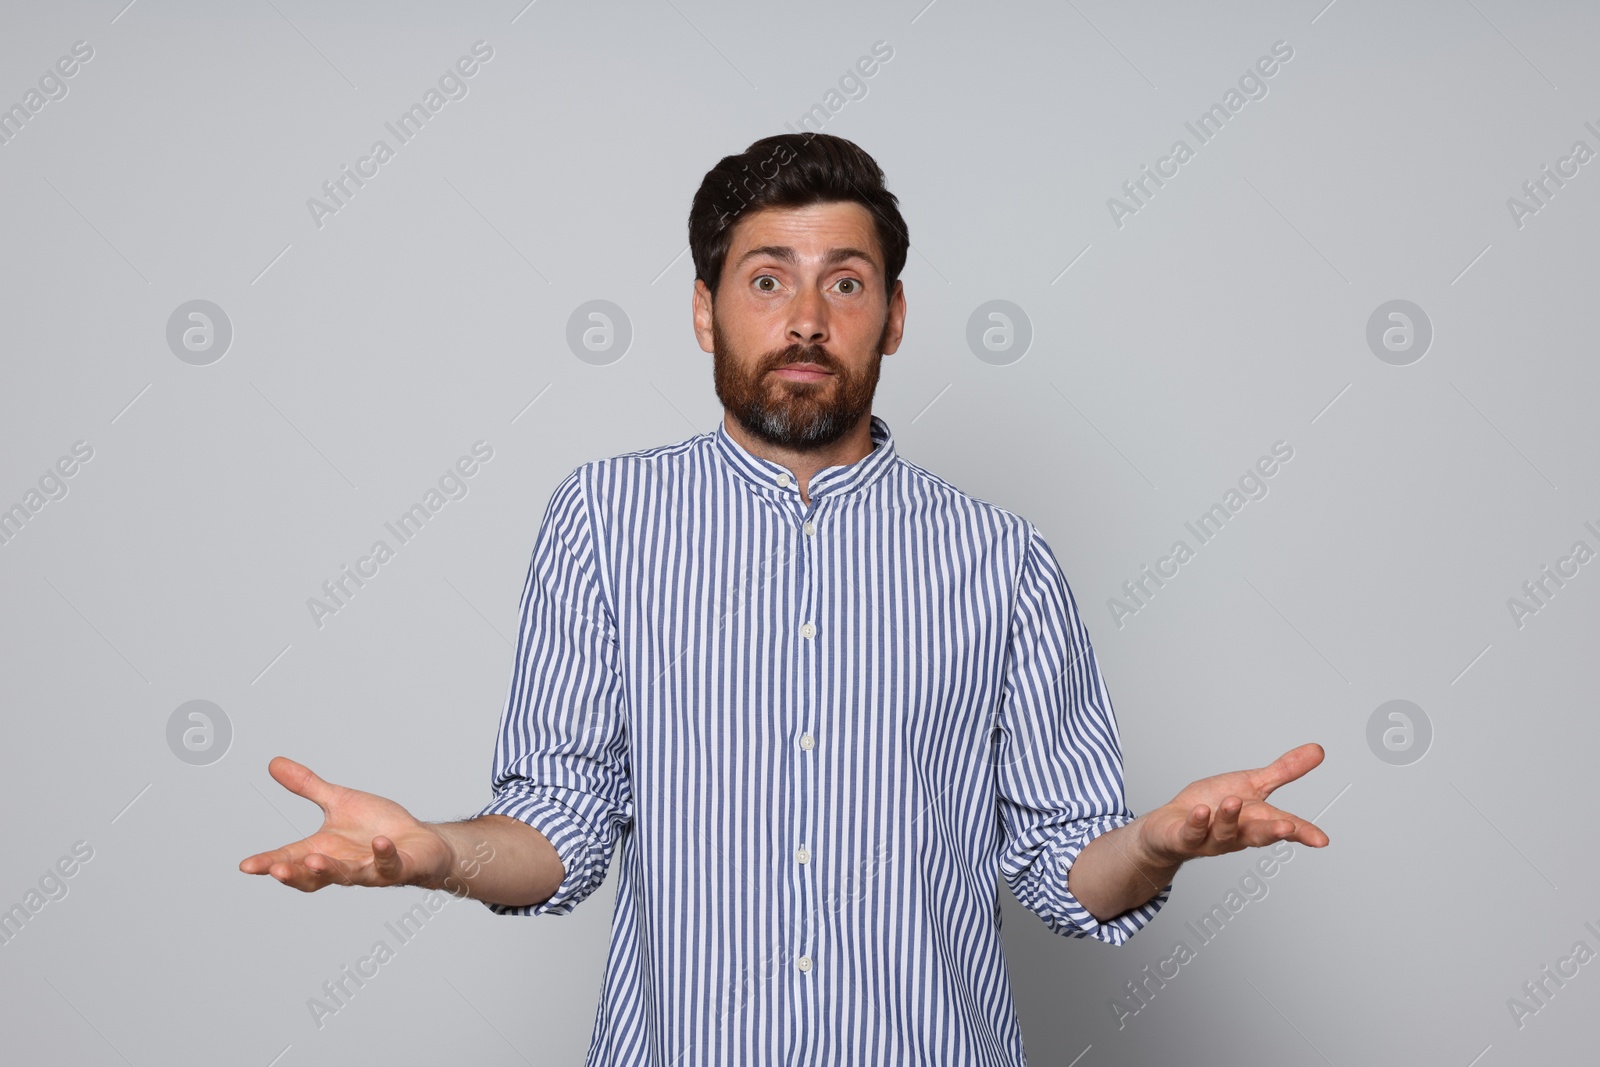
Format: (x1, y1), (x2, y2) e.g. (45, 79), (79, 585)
(474, 790), (597, 916)
(1048, 815), (1171, 945)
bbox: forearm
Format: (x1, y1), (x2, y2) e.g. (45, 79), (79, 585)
(428, 814), (565, 908)
(1067, 814), (1182, 922)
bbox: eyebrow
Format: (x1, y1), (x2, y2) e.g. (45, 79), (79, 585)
(733, 245), (879, 273)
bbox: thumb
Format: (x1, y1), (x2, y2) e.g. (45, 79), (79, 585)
(1255, 742), (1325, 796)
(267, 756), (340, 812)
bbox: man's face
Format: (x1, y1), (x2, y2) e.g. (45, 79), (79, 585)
(694, 201), (905, 451)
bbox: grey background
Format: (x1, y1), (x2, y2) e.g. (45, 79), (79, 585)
(1, 0), (1595, 1063)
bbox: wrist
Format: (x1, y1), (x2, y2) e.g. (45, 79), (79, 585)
(422, 822), (465, 892)
(1131, 808), (1185, 879)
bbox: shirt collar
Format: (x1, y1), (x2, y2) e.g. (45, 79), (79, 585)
(713, 413), (896, 503)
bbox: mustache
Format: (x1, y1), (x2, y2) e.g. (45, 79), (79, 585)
(765, 343), (838, 372)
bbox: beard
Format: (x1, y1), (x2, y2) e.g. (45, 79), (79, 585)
(711, 310), (886, 451)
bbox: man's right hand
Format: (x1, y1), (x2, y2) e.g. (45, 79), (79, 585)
(238, 756), (455, 893)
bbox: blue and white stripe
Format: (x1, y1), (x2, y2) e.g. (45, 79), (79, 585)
(477, 413), (1168, 1065)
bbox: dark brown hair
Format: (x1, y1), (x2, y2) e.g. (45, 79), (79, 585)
(688, 132), (909, 303)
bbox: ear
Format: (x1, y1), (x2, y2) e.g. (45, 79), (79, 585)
(693, 278), (715, 354)
(879, 280), (907, 356)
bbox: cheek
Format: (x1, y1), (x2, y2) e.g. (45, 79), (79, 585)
(729, 303), (790, 348)
(839, 305), (888, 348)
(714, 315), (771, 366)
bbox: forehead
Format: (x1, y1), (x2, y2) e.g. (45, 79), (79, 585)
(726, 202), (882, 271)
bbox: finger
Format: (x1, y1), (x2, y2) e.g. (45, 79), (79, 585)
(1264, 803), (1330, 847)
(1211, 795), (1243, 845)
(304, 852), (359, 887)
(1178, 803), (1211, 852)
(1252, 742), (1325, 797)
(1240, 817), (1296, 849)
(240, 843), (312, 875)
(267, 756), (340, 812)
(240, 850), (280, 875)
(1283, 815), (1330, 848)
(372, 837), (405, 883)
(1241, 807), (1330, 848)
(266, 858), (341, 893)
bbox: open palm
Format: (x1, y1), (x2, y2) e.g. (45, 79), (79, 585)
(1138, 742), (1330, 866)
(238, 756), (452, 893)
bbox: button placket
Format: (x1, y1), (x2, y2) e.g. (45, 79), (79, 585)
(793, 497), (820, 991)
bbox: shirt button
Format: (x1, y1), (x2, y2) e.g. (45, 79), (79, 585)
(796, 846), (810, 864)
(797, 955), (813, 973)
(800, 622), (815, 639)
(803, 520), (814, 536)
(777, 473), (791, 488)
(799, 732), (815, 751)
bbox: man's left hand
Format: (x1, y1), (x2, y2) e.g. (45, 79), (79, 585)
(1136, 742), (1331, 867)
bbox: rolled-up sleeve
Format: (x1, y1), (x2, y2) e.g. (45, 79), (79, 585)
(475, 464), (632, 916)
(994, 522), (1169, 945)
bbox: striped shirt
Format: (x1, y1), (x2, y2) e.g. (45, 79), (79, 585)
(476, 413), (1169, 1065)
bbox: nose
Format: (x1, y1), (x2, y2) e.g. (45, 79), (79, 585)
(786, 284), (829, 347)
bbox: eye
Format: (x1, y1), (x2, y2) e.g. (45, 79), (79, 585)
(835, 278), (861, 295)
(754, 275), (779, 292)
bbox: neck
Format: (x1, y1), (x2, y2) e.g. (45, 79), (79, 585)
(723, 411), (875, 505)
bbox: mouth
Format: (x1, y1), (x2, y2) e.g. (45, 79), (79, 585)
(772, 363), (833, 381)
